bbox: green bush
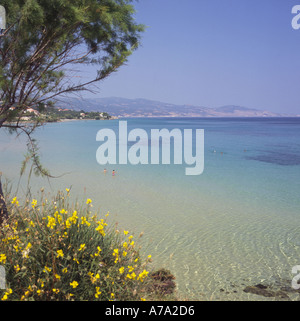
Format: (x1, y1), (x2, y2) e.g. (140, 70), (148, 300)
(0, 189), (152, 301)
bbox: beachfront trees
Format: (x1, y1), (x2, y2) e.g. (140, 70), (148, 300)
(0, 0), (144, 223)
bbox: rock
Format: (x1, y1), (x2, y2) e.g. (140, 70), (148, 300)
(255, 284), (268, 290)
(243, 285), (272, 297)
(149, 269), (176, 295)
(243, 284), (289, 299)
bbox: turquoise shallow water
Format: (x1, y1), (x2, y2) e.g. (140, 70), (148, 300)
(1, 118), (300, 300)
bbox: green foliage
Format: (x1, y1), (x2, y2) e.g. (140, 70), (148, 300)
(0, 189), (152, 301)
(0, 0), (144, 125)
(20, 137), (50, 180)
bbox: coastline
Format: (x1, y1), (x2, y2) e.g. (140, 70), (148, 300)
(58, 117), (119, 122)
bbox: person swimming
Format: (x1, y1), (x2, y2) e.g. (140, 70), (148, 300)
(103, 168), (107, 174)
(112, 170), (116, 176)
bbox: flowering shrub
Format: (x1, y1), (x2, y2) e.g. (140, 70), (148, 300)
(0, 189), (151, 301)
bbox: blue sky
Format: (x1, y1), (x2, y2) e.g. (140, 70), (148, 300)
(82, 0), (300, 114)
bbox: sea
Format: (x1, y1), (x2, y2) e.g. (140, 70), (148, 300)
(1, 117), (300, 300)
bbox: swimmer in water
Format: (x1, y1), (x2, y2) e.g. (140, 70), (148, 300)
(112, 170), (116, 176)
(103, 168), (107, 174)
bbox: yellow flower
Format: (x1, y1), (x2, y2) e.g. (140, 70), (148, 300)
(86, 198), (92, 205)
(62, 268), (68, 274)
(110, 293), (115, 299)
(52, 288), (60, 294)
(26, 243), (32, 249)
(47, 216), (56, 229)
(70, 281), (79, 288)
(0, 253), (6, 264)
(55, 274), (61, 280)
(141, 298), (146, 301)
(125, 271), (137, 280)
(11, 197), (19, 206)
(128, 265), (134, 273)
(1, 294), (8, 301)
(65, 219), (71, 229)
(1, 289), (12, 301)
(66, 188), (70, 193)
(31, 199), (37, 209)
(81, 216), (90, 226)
(123, 241), (128, 249)
(88, 272), (95, 282)
(78, 244), (86, 252)
(122, 251), (127, 257)
(123, 230), (129, 235)
(95, 223), (106, 236)
(88, 272), (100, 284)
(56, 249), (64, 258)
(147, 255), (152, 259)
(69, 211), (78, 224)
(119, 267), (125, 274)
(43, 266), (51, 273)
(95, 287), (102, 298)
(14, 264), (20, 272)
(94, 246), (102, 257)
(112, 249), (119, 263)
(137, 270), (149, 282)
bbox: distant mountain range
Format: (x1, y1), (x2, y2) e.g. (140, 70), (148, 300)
(57, 97), (298, 118)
